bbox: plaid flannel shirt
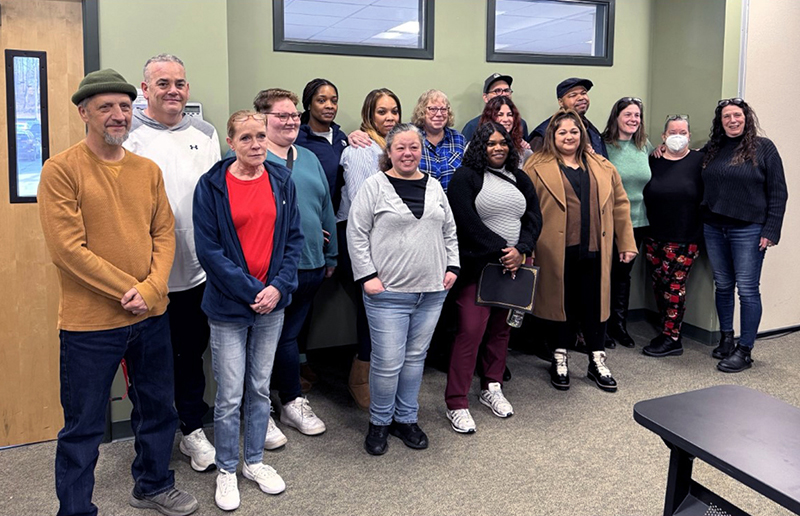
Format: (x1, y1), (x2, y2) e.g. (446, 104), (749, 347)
(419, 127), (466, 192)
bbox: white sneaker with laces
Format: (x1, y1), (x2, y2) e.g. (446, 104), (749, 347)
(243, 461), (286, 495)
(179, 428), (216, 472)
(479, 382), (514, 418)
(215, 469), (240, 511)
(264, 416), (288, 450)
(280, 397), (326, 435)
(446, 408), (476, 434)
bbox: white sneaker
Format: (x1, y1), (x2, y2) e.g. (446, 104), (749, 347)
(280, 397), (326, 435)
(479, 382), (514, 418)
(215, 469), (240, 511)
(179, 428), (216, 472)
(265, 416), (288, 450)
(243, 461), (286, 495)
(446, 408), (477, 434)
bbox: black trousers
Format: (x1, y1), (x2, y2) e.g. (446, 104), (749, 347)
(543, 248), (606, 353)
(336, 220), (372, 361)
(609, 227), (647, 324)
(167, 282), (210, 435)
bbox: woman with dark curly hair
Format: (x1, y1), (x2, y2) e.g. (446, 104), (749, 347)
(444, 122), (541, 433)
(701, 98), (787, 372)
(477, 96), (533, 166)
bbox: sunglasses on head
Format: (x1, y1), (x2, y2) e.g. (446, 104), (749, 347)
(666, 114), (689, 122)
(620, 97), (642, 106)
(718, 98), (744, 107)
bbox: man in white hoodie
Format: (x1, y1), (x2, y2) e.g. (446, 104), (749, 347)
(125, 53), (220, 472)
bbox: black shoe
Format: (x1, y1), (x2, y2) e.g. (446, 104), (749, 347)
(607, 320), (635, 348)
(549, 349), (570, 390)
(587, 351), (618, 392)
(717, 346), (752, 373)
(712, 330), (735, 359)
(364, 423), (389, 455)
(643, 334), (683, 357)
(503, 365), (512, 382)
(389, 421), (429, 449)
(604, 333), (616, 349)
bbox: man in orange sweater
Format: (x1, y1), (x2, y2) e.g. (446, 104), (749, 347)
(38, 69), (197, 516)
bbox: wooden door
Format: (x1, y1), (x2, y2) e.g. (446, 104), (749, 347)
(0, 0), (86, 446)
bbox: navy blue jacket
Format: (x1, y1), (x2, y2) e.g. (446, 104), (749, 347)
(193, 156), (304, 323)
(528, 116), (608, 158)
(295, 122), (348, 210)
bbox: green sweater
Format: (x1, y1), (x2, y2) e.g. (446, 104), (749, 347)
(606, 138), (653, 228)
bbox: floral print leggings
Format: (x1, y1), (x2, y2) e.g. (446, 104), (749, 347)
(644, 239), (700, 339)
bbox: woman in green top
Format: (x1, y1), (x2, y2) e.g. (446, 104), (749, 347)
(601, 97), (652, 348)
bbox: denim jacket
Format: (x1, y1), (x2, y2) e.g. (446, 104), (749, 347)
(193, 156), (304, 323)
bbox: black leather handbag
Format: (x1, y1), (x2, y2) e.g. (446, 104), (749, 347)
(476, 263), (539, 313)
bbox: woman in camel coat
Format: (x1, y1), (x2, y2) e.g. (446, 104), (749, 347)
(524, 109), (636, 393)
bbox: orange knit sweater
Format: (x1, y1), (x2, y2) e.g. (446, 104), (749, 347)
(38, 141), (175, 331)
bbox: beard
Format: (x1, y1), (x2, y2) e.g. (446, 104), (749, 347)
(103, 129), (129, 146)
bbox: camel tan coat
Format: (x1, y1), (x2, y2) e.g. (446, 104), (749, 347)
(524, 153), (636, 322)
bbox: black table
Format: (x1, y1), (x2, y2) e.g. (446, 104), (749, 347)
(633, 385), (800, 516)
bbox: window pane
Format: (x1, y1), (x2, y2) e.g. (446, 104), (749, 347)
(488, 0), (614, 66)
(283, 0), (422, 49)
(13, 56), (44, 198)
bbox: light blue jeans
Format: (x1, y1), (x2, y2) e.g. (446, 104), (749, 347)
(209, 310), (284, 472)
(363, 290), (448, 426)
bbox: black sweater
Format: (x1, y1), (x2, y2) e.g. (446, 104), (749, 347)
(701, 136), (788, 243)
(644, 150), (704, 243)
(447, 165), (542, 282)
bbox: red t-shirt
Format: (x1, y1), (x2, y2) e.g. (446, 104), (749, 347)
(226, 169), (276, 283)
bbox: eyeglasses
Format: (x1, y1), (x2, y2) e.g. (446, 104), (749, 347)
(621, 97), (643, 105)
(488, 88), (513, 96)
(666, 114), (689, 122)
(718, 98), (744, 107)
(233, 113), (267, 123)
(266, 112), (301, 122)
(426, 106), (449, 115)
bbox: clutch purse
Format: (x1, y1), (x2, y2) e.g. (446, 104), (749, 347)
(476, 263), (539, 313)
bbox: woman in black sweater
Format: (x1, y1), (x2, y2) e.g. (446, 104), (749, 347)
(702, 98), (787, 373)
(444, 123), (541, 433)
(642, 115), (704, 357)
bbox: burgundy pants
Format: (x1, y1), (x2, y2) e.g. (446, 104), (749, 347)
(445, 282), (511, 410)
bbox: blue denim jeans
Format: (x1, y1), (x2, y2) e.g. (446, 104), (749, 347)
(272, 267), (325, 405)
(55, 313), (177, 516)
(209, 310), (284, 472)
(703, 223), (766, 349)
(363, 289), (448, 426)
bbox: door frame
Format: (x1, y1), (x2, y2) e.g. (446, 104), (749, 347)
(82, 0), (99, 73)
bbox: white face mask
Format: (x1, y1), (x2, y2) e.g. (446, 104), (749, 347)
(665, 134), (689, 153)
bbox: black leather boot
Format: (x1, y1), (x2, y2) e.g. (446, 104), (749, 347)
(608, 261), (635, 348)
(717, 345), (752, 373)
(587, 351), (618, 392)
(711, 330), (735, 359)
(549, 348), (570, 390)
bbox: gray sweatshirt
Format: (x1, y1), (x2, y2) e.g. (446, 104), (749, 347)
(347, 173), (459, 293)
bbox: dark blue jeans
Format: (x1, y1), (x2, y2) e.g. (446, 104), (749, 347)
(272, 267), (326, 405)
(55, 313), (178, 516)
(703, 223), (766, 349)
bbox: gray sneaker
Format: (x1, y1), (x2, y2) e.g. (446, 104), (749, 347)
(129, 487), (199, 516)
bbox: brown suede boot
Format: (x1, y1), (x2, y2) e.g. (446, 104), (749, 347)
(348, 356), (370, 411)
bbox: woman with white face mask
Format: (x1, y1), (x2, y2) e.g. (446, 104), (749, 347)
(640, 115), (704, 357)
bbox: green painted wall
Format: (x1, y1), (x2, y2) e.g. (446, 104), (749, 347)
(97, 0), (230, 145)
(226, 0), (654, 138)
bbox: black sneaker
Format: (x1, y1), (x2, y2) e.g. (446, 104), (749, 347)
(129, 487), (198, 516)
(364, 423), (389, 455)
(717, 346), (752, 373)
(587, 351), (618, 392)
(549, 349), (570, 390)
(389, 421), (429, 450)
(642, 334), (683, 357)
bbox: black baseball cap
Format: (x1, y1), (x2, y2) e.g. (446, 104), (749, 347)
(556, 77), (593, 99)
(484, 73), (513, 93)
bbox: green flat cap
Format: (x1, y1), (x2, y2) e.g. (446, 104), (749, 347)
(71, 68), (137, 106)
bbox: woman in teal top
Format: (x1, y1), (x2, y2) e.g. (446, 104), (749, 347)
(601, 97), (652, 348)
